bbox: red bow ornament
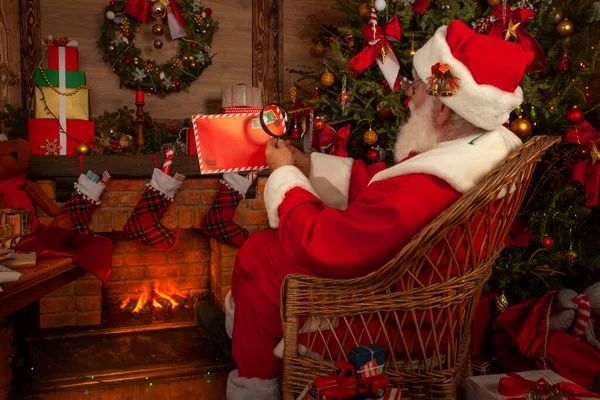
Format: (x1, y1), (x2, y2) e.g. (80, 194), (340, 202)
(319, 124), (351, 157)
(166, 0), (187, 40)
(488, 5), (548, 73)
(564, 121), (600, 206)
(125, 0), (186, 37)
(498, 373), (600, 399)
(348, 14), (401, 91)
(124, 0), (151, 22)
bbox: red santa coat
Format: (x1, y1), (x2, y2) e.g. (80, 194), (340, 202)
(227, 128), (521, 383)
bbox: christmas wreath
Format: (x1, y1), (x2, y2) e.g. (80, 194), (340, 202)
(98, 0), (218, 97)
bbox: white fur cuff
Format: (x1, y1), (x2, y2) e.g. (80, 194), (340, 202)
(74, 174), (105, 203)
(264, 165), (319, 229)
(226, 369), (281, 400)
(225, 290), (235, 339)
(309, 153), (354, 210)
(149, 168), (183, 200)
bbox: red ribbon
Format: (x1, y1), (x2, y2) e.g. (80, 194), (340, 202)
(319, 124), (351, 157)
(488, 5), (548, 73)
(564, 121), (600, 206)
(168, 0), (186, 28)
(124, 0), (150, 22)
(44, 36), (71, 46)
(498, 373), (600, 399)
(348, 15), (401, 77)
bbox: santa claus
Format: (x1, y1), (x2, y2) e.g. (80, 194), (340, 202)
(197, 20), (533, 399)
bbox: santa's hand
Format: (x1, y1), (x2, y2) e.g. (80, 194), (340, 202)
(266, 139), (293, 172)
(291, 148), (310, 177)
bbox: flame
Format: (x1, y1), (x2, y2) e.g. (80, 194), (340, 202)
(132, 292), (148, 313)
(120, 298), (130, 309)
(155, 289), (179, 309)
(152, 299), (163, 309)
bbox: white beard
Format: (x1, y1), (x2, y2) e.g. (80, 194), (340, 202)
(394, 97), (442, 162)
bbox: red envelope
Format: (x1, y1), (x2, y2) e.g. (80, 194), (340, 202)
(192, 113), (271, 174)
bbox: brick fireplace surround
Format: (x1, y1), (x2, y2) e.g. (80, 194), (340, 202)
(33, 176), (269, 329)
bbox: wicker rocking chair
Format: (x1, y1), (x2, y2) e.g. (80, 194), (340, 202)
(280, 135), (560, 400)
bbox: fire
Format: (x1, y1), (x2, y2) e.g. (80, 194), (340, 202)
(153, 299), (163, 309)
(155, 289), (179, 309)
(132, 292), (148, 313)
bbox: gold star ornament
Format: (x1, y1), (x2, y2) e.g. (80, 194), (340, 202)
(505, 19), (521, 41)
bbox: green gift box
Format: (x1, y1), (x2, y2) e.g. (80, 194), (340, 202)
(34, 68), (86, 88)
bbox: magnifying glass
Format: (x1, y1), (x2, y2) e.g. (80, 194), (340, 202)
(259, 103), (292, 146)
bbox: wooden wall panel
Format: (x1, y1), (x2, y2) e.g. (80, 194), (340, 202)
(282, 0), (341, 102)
(20, 0), (41, 113)
(40, 0), (253, 119)
(0, 0), (22, 110)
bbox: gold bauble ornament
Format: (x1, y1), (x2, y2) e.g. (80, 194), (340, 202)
(510, 117), (532, 137)
(190, 62), (196, 67)
(363, 129), (378, 145)
(556, 18), (574, 37)
(75, 143), (90, 155)
(321, 71), (335, 87)
(133, 57), (139, 65)
(150, 1), (167, 19)
(153, 39), (164, 49)
(408, 48), (416, 57)
(359, 3), (370, 17)
(314, 43), (325, 56)
(496, 293), (509, 315)
(487, 0), (501, 6)
(547, 8), (564, 25)
(152, 23), (165, 36)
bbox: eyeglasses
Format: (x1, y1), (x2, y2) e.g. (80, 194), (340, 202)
(401, 78), (423, 97)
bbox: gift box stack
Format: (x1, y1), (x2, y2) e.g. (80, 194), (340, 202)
(187, 84), (262, 155)
(28, 38), (95, 156)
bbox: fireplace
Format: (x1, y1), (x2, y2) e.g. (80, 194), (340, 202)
(32, 174), (269, 330)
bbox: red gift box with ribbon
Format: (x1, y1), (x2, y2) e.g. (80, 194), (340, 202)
(48, 45), (79, 72)
(28, 119), (95, 156)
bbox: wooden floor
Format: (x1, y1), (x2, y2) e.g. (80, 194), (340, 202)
(21, 372), (228, 400)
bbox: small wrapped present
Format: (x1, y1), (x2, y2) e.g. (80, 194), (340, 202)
(34, 86), (90, 121)
(466, 370), (599, 400)
(48, 44), (79, 71)
(471, 354), (494, 376)
(34, 68), (86, 88)
(221, 84), (262, 108)
(348, 344), (385, 379)
(28, 119), (95, 155)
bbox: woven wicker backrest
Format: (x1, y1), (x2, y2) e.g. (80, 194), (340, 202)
(281, 135), (560, 399)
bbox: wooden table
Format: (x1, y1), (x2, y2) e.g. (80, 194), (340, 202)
(0, 258), (86, 400)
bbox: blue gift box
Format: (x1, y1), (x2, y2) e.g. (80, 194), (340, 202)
(348, 344), (385, 379)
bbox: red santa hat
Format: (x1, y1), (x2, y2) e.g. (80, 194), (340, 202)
(413, 20), (533, 131)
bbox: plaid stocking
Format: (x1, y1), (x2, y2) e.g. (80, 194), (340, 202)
(123, 168), (185, 249)
(61, 171), (110, 236)
(200, 171), (259, 247)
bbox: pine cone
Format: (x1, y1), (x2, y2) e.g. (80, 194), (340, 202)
(89, 146), (104, 155)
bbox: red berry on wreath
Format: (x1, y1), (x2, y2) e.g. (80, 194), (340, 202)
(191, 42), (197, 47)
(124, 58), (131, 65)
(205, 8), (212, 15)
(110, 0), (115, 6)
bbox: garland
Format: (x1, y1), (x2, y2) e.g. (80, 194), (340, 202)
(98, 0), (218, 97)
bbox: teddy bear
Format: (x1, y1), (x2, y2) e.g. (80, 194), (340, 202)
(0, 137), (61, 233)
(549, 282), (600, 351)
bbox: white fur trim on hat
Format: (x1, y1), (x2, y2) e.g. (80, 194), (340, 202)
(224, 290), (235, 339)
(149, 168), (183, 200)
(413, 25), (523, 131)
(226, 369), (281, 400)
(264, 165), (319, 229)
(374, 127), (521, 194)
(309, 153), (354, 210)
(222, 172), (253, 196)
(74, 174), (105, 203)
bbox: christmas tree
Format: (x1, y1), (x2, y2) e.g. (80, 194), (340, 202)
(292, 0), (600, 303)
